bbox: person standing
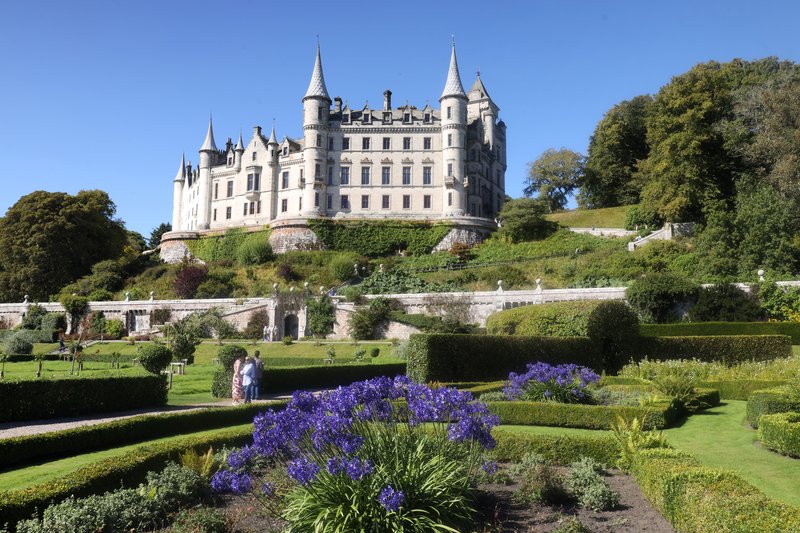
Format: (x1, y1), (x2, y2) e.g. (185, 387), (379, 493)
(240, 356), (255, 404)
(231, 354), (245, 405)
(262, 324), (268, 342)
(253, 350), (264, 399)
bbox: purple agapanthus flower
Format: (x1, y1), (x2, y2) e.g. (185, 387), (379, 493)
(503, 362), (600, 403)
(378, 485), (405, 511)
(287, 457), (320, 486)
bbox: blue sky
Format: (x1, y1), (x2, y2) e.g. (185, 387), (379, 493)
(1, 0), (799, 237)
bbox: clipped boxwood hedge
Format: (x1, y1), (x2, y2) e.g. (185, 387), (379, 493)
(308, 219), (452, 256)
(746, 388), (800, 428)
(0, 402), (286, 470)
(261, 363), (407, 393)
(491, 430), (617, 465)
(0, 425), (254, 528)
(487, 400), (681, 430)
(0, 375), (167, 422)
(630, 448), (800, 532)
(632, 335), (791, 364)
(640, 321), (800, 344)
(407, 334), (596, 382)
(758, 411), (800, 457)
(699, 379), (787, 401)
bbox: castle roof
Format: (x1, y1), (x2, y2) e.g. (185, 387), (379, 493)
(440, 43), (466, 100)
(234, 132), (244, 151)
(469, 73), (492, 100)
(304, 44), (331, 101)
(199, 115), (218, 152)
(173, 153), (186, 182)
(268, 125), (278, 144)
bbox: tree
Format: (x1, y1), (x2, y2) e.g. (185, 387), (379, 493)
(524, 148), (585, 212)
(306, 296), (335, 338)
(0, 190), (128, 302)
(497, 198), (558, 243)
(581, 95), (652, 208)
(149, 223), (172, 249)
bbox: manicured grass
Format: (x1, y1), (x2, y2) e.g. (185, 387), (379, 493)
(493, 425), (609, 438)
(663, 400), (800, 507)
(545, 205), (633, 228)
(0, 423), (253, 491)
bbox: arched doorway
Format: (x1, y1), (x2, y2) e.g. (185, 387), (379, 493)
(284, 314), (299, 340)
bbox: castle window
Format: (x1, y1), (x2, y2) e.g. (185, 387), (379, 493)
(381, 167), (390, 185)
(254, 173), (260, 190)
(383, 112), (391, 123)
(282, 172), (289, 189)
(424, 113), (431, 123)
(327, 194), (333, 210)
(228, 156), (233, 166)
(315, 192), (320, 207)
(382, 137), (390, 150)
(315, 164), (321, 179)
(341, 167), (350, 185)
(341, 195), (350, 209)
(281, 199), (288, 213)
(247, 174), (254, 191)
(495, 169), (500, 184)
(343, 113), (350, 124)
(402, 195), (411, 209)
(249, 202), (255, 215)
(283, 146), (288, 156)
(403, 137), (411, 150)
(252, 152), (257, 161)
(447, 107), (452, 119)
(447, 163), (453, 176)
(363, 112), (371, 124)
(423, 166), (432, 185)
(318, 107), (323, 120)
(214, 182), (219, 200)
(361, 167), (370, 185)
(362, 137), (371, 150)
(299, 198), (302, 210)
(382, 195), (390, 209)
(243, 203), (248, 216)
(328, 137), (334, 150)
(447, 134), (452, 147)
(227, 181), (233, 197)
(213, 209), (217, 221)
(402, 166), (411, 185)
(403, 113), (411, 123)
(226, 206), (232, 219)
(423, 137), (431, 150)
(448, 192), (452, 207)
(343, 137), (350, 150)
(300, 168), (304, 180)
(423, 195), (431, 209)
(316, 134), (322, 147)
(327, 166), (333, 185)
(361, 195), (369, 209)
(257, 201), (261, 214)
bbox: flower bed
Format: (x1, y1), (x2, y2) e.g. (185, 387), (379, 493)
(758, 411), (800, 457)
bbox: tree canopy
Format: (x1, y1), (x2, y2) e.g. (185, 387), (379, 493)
(524, 148), (585, 212)
(0, 190), (128, 302)
(497, 198), (558, 243)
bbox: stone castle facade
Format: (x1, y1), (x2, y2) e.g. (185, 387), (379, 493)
(162, 43), (505, 257)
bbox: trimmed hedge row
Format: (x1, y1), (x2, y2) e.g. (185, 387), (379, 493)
(758, 411), (800, 458)
(0, 375), (167, 422)
(600, 376), (787, 401)
(0, 402), (286, 471)
(487, 400), (681, 430)
(0, 425), (254, 528)
(2, 354), (62, 362)
(491, 430), (618, 465)
(261, 363), (407, 393)
(746, 388), (800, 428)
(640, 321), (800, 344)
(630, 448), (800, 532)
(632, 335), (792, 364)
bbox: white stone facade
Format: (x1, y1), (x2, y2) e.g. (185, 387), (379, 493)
(169, 44), (506, 236)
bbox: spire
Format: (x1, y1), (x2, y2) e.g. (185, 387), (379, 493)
(200, 114), (218, 152)
(268, 122), (278, 144)
(304, 43), (331, 101)
(173, 153), (186, 182)
(234, 131), (244, 151)
(469, 74), (492, 100)
(440, 40), (466, 100)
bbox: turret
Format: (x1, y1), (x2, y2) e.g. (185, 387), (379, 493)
(439, 41), (468, 217)
(301, 43), (331, 217)
(234, 131), (244, 171)
(468, 72), (500, 148)
(199, 115), (218, 169)
(171, 153), (186, 231)
(196, 115), (217, 229)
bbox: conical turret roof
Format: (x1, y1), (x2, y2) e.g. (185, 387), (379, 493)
(304, 44), (331, 101)
(268, 124), (278, 144)
(440, 42), (466, 100)
(234, 131), (244, 151)
(173, 153), (186, 182)
(200, 115), (218, 152)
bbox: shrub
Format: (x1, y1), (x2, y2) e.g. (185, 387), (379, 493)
(497, 198), (559, 243)
(87, 288), (113, 301)
(359, 269), (460, 294)
(623, 205), (662, 231)
(174, 263), (208, 299)
(758, 411), (800, 457)
(625, 272), (699, 323)
(171, 507), (228, 533)
(236, 237), (273, 265)
(491, 431), (618, 466)
(40, 312), (66, 341)
(514, 463), (567, 504)
(348, 297), (395, 340)
(104, 318), (125, 339)
(163, 320), (200, 365)
(611, 417), (669, 471)
(631, 335), (791, 364)
(746, 388), (800, 427)
(566, 458), (619, 511)
(3, 331), (33, 356)
(586, 300), (640, 372)
(150, 307), (172, 325)
(212, 345), (247, 398)
(308, 219), (453, 256)
(20, 304), (48, 330)
(689, 283), (764, 322)
(88, 311), (106, 335)
(276, 262), (296, 282)
(330, 256), (357, 282)
(370, 347), (380, 358)
(487, 400), (679, 430)
(137, 343), (173, 374)
(503, 362), (600, 403)
(260, 363), (407, 393)
(639, 321), (800, 343)
(306, 296), (335, 338)
(59, 294), (90, 320)
(243, 309), (269, 339)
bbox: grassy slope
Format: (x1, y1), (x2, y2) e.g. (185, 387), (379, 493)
(0, 423), (253, 491)
(545, 205), (633, 228)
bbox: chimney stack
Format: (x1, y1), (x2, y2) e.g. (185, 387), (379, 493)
(334, 96), (342, 113)
(383, 90), (392, 111)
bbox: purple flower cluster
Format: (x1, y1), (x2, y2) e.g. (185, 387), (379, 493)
(210, 469), (252, 494)
(287, 456), (320, 486)
(503, 362), (600, 403)
(378, 485), (405, 512)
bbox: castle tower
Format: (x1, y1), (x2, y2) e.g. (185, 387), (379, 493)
(234, 131), (244, 172)
(267, 124), (279, 219)
(468, 72), (499, 148)
(301, 43), (331, 217)
(171, 153), (186, 231)
(197, 115), (217, 229)
(439, 41), (468, 216)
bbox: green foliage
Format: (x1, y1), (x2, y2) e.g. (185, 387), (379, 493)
(0, 190), (128, 302)
(150, 307), (172, 325)
(625, 272), (699, 322)
(646, 365), (707, 413)
(260, 363), (406, 393)
(282, 334), (293, 345)
(358, 269), (460, 294)
(88, 311), (106, 335)
(759, 281), (800, 322)
(687, 284), (763, 321)
(0, 374), (166, 422)
(211, 345), (247, 398)
(330, 255), (358, 282)
(163, 319), (201, 364)
(194, 269), (238, 299)
(185, 228), (272, 264)
(524, 148), (586, 212)
(758, 411), (800, 457)
(20, 304), (48, 330)
(622, 204), (662, 231)
(581, 95), (653, 208)
(2, 331), (34, 356)
(513, 463), (568, 505)
(487, 400), (680, 430)
(308, 219), (453, 256)
(632, 335), (792, 365)
(59, 294), (90, 318)
(565, 458), (620, 511)
(182, 309), (239, 339)
(746, 388), (800, 428)
(171, 507), (228, 533)
(640, 321), (800, 343)
(611, 417), (669, 471)
(236, 236), (273, 265)
(305, 295), (335, 338)
(148, 222), (172, 248)
(243, 308), (269, 339)
(491, 431), (618, 466)
(497, 198), (558, 243)
(348, 297), (396, 340)
(137, 343), (173, 374)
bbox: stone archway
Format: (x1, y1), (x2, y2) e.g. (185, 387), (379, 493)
(284, 314), (299, 340)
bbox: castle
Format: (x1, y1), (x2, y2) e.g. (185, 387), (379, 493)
(162, 43), (506, 258)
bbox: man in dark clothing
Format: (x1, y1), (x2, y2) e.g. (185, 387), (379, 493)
(253, 350), (264, 399)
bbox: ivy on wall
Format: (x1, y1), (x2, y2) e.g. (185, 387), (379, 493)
(308, 220), (452, 257)
(185, 229), (272, 264)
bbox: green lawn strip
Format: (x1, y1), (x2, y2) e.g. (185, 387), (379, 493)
(0, 423), (252, 491)
(544, 205), (632, 228)
(663, 400), (800, 507)
(493, 425), (610, 438)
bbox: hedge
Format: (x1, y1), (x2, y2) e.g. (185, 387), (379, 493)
(1, 354), (62, 362)
(491, 430), (618, 465)
(407, 334), (596, 382)
(640, 321), (800, 344)
(758, 411), (800, 458)
(631, 335), (791, 364)
(746, 388), (800, 428)
(0, 426), (254, 528)
(600, 375), (787, 401)
(0, 402), (286, 471)
(0, 375), (167, 422)
(261, 363), (407, 393)
(308, 219), (452, 256)
(630, 448), (800, 532)
(487, 400), (681, 430)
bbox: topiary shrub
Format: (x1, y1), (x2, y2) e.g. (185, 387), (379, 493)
(586, 301), (640, 373)
(212, 345), (247, 398)
(688, 284), (764, 322)
(3, 331), (34, 356)
(625, 272), (699, 323)
(104, 319), (125, 339)
(137, 343), (173, 375)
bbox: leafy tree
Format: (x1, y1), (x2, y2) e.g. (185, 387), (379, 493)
(174, 262), (208, 299)
(0, 190), (128, 302)
(497, 198), (558, 243)
(625, 272), (699, 323)
(20, 304), (48, 330)
(524, 148), (585, 212)
(581, 95), (652, 208)
(137, 343), (173, 375)
(243, 309), (269, 339)
(306, 296), (335, 338)
(149, 223), (172, 249)
(688, 284), (763, 322)
(163, 319), (201, 364)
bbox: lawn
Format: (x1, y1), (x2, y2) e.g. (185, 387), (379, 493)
(545, 205), (633, 228)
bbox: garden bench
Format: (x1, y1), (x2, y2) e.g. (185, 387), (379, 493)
(169, 362), (186, 375)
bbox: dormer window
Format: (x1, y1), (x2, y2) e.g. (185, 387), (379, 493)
(252, 152), (257, 161)
(424, 113), (431, 123)
(363, 112), (371, 124)
(383, 112), (391, 123)
(403, 113), (411, 124)
(343, 114), (350, 124)
(283, 147), (288, 156)
(228, 157), (233, 166)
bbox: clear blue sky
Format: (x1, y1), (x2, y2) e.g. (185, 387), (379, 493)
(1, 0), (799, 238)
